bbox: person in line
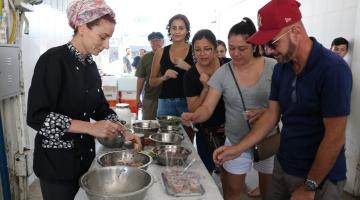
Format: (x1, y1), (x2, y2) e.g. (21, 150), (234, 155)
(330, 37), (351, 65)
(132, 48), (146, 69)
(182, 18), (276, 200)
(149, 14), (194, 117)
(123, 47), (132, 73)
(216, 39), (231, 63)
(26, 1), (141, 199)
(330, 37), (349, 58)
(213, 1), (352, 200)
(135, 32), (164, 120)
(183, 29), (226, 173)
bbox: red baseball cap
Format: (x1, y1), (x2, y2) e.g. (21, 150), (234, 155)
(247, 0), (302, 45)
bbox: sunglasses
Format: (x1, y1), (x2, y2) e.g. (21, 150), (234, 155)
(264, 27), (294, 53)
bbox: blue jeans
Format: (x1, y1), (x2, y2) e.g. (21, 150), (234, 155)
(157, 98), (188, 117)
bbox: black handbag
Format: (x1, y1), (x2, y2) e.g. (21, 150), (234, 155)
(228, 63), (280, 162)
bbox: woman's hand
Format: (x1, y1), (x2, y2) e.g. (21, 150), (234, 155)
(175, 58), (191, 71)
(213, 145), (242, 165)
(122, 130), (142, 151)
(163, 69), (178, 80)
(181, 112), (194, 126)
(199, 73), (210, 87)
(244, 108), (267, 124)
(87, 120), (123, 139)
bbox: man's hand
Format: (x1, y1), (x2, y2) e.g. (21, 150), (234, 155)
(181, 112), (194, 126)
(290, 185), (315, 200)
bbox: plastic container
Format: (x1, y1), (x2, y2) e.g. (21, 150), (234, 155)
(115, 103), (132, 125)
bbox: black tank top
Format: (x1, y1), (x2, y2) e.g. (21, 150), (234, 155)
(159, 44), (194, 99)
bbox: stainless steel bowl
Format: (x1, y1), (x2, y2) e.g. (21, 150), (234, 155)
(152, 145), (192, 166)
(132, 121), (159, 137)
(157, 115), (182, 127)
(149, 133), (183, 146)
(159, 125), (182, 134)
(97, 150), (152, 170)
(80, 166), (153, 200)
(97, 134), (124, 148)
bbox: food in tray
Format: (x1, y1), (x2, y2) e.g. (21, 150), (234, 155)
(162, 168), (203, 195)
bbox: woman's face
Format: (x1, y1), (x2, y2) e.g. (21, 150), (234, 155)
(81, 19), (115, 56)
(228, 34), (254, 65)
(194, 38), (216, 67)
(170, 19), (188, 42)
(216, 44), (227, 58)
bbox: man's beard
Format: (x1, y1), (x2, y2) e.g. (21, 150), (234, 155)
(276, 38), (296, 63)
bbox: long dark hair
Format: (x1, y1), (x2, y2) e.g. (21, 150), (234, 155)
(166, 14), (191, 42)
(228, 17), (261, 57)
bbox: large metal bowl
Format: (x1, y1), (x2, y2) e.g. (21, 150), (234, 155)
(97, 134), (124, 148)
(97, 150), (152, 170)
(132, 121), (159, 137)
(80, 166), (153, 200)
(149, 133), (183, 146)
(157, 115), (182, 127)
(152, 145), (192, 166)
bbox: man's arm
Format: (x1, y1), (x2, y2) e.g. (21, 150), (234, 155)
(214, 100), (281, 164)
(307, 116), (347, 185)
(136, 77), (145, 106)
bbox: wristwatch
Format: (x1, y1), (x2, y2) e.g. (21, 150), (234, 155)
(304, 179), (318, 191)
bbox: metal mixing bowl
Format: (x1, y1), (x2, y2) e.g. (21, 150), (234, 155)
(80, 166), (153, 200)
(157, 115), (182, 127)
(159, 125), (182, 134)
(149, 133), (183, 146)
(97, 134), (124, 148)
(152, 145), (192, 166)
(132, 121), (159, 137)
(97, 150), (152, 170)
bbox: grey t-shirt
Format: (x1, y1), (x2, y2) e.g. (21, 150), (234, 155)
(208, 57), (276, 145)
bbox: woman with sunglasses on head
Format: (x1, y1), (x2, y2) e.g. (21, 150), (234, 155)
(26, 1), (141, 199)
(183, 29), (226, 173)
(149, 14), (194, 118)
(182, 18), (277, 200)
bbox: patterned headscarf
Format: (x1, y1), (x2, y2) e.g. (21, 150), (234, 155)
(66, 0), (115, 29)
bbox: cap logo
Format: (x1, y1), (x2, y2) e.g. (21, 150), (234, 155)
(257, 13), (262, 28)
(285, 17), (292, 23)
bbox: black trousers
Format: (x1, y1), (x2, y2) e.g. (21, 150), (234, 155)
(40, 179), (79, 200)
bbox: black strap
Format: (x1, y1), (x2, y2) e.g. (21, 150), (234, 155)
(227, 63), (252, 130)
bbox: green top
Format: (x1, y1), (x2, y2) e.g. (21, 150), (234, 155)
(135, 51), (161, 100)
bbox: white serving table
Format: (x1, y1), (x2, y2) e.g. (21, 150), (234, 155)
(77, 122), (223, 200)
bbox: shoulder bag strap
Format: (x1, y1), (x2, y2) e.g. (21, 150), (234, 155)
(227, 63), (252, 130)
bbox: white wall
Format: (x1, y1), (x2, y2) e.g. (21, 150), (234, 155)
(217, 0), (360, 195)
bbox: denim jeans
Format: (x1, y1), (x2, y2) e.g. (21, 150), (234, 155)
(157, 98), (188, 117)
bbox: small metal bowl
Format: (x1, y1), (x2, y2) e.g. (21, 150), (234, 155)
(159, 125), (182, 134)
(149, 133), (183, 146)
(132, 121), (160, 137)
(157, 115), (182, 127)
(97, 150), (152, 170)
(152, 145), (192, 166)
(97, 134), (124, 148)
(80, 166), (153, 200)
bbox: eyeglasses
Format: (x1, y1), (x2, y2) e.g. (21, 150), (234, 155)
(264, 27), (294, 52)
(194, 47), (213, 56)
(291, 76), (297, 103)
